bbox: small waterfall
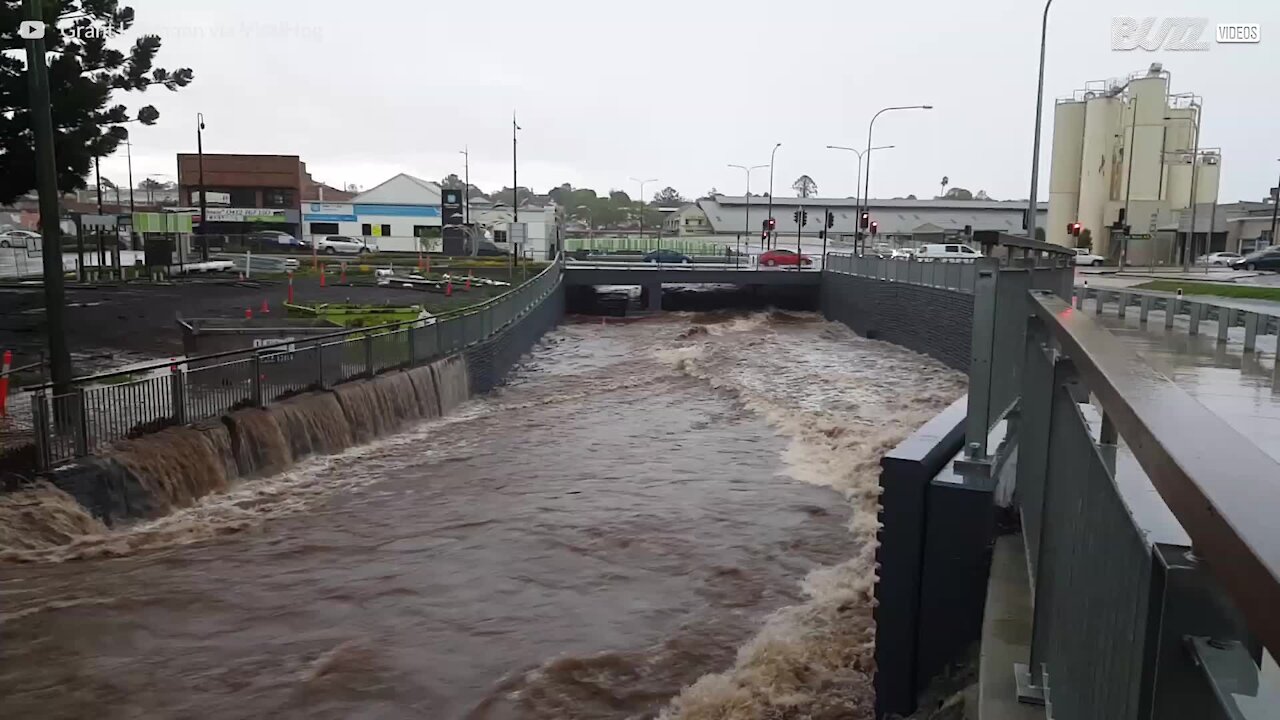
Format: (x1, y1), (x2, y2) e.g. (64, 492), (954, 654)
(24, 352), (478, 534)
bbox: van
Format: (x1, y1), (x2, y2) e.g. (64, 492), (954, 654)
(917, 243), (982, 260)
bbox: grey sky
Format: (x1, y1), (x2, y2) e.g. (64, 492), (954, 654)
(97, 0), (1278, 204)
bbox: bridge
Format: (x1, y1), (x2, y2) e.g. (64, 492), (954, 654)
(563, 260), (821, 310)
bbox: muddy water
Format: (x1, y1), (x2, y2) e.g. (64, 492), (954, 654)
(0, 313), (965, 720)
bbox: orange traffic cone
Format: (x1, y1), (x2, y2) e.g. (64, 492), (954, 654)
(320, 268), (326, 287)
(245, 307), (253, 319)
(425, 257), (431, 274)
(339, 264), (347, 284)
(465, 271), (472, 290)
(261, 299), (270, 314)
(445, 281), (453, 297)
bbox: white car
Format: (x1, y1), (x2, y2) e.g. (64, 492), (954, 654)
(1196, 251), (1242, 266)
(890, 248), (916, 260)
(1074, 248), (1105, 266)
(312, 235), (372, 255)
(0, 229), (41, 248)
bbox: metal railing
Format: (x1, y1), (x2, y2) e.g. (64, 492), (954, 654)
(26, 255), (564, 469)
(1012, 291), (1280, 717)
(824, 253), (981, 293)
(1075, 285), (1280, 352)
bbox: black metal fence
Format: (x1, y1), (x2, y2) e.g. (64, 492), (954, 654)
(27, 255), (564, 469)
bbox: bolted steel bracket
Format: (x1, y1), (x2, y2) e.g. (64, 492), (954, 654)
(1014, 662), (1048, 706)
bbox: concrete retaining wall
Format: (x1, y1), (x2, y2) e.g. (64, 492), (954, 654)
(465, 284), (565, 394)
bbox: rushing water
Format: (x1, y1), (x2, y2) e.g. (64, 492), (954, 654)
(0, 312), (965, 719)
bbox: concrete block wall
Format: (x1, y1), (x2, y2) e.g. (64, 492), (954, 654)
(465, 284), (565, 394)
(820, 272), (974, 372)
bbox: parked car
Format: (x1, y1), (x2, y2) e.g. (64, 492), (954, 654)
(759, 249), (813, 267)
(1195, 251), (1243, 266)
(1074, 248), (1105, 266)
(643, 249), (691, 264)
(1230, 247), (1280, 272)
(890, 248), (916, 260)
(917, 243), (982, 260)
(249, 230), (302, 248)
(475, 240), (509, 257)
(312, 235), (372, 255)
(0, 229), (41, 248)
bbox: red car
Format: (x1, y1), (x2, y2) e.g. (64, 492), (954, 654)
(759, 249), (813, 267)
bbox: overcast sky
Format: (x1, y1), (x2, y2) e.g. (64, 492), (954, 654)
(96, 0), (1277, 204)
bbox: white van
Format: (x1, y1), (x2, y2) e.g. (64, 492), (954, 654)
(917, 243), (982, 260)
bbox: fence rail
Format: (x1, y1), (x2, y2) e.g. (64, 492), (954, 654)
(27, 255), (564, 469)
(1013, 291), (1280, 716)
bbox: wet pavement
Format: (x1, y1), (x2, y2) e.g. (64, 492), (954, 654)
(1087, 298), (1280, 463)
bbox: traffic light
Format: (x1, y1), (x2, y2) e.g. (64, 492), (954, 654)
(793, 210), (801, 224)
(860, 211), (870, 229)
(766, 217), (776, 232)
(1068, 222), (1082, 237)
(800, 210), (809, 227)
(819, 229), (826, 240)
(826, 211), (835, 229)
(870, 221), (879, 237)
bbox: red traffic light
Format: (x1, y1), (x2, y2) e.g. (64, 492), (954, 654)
(870, 221), (879, 237)
(766, 217), (777, 230)
(1068, 222), (1082, 236)
(859, 211), (870, 229)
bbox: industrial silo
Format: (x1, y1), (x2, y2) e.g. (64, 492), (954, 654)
(1166, 154), (1195, 210)
(1077, 93), (1122, 250)
(1195, 153), (1221, 205)
(1046, 100), (1086, 247)
(1161, 106), (1198, 204)
(1124, 71), (1168, 204)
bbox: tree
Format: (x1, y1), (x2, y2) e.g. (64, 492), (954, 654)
(138, 176), (162, 203)
(1, 1), (195, 204)
(653, 186), (686, 205)
(608, 190), (632, 204)
(1076, 228), (1093, 249)
(975, 189), (992, 200)
(440, 173), (464, 189)
(791, 175), (817, 198)
(942, 187), (974, 201)
(906, 194), (918, 200)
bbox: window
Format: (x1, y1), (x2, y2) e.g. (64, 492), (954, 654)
(414, 225), (441, 238)
(310, 222), (339, 234)
(961, 246), (977, 254)
(494, 230), (508, 243)
(229, 188), (256, 206)
(945, 245), (959, 253)
(263, 189), (292, 208)
(361, 223), (372, 235)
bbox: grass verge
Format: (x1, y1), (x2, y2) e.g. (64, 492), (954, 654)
(1132, 280), (1280, 302)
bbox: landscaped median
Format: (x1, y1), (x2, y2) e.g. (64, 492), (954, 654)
(1133, 280), (1280, 303)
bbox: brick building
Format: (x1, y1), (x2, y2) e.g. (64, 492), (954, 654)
(176, 153), (308, 235)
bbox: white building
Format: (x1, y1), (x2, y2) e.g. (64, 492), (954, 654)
(1046, 63), (1221, 261)
(301, 173), (443, 252)
(663, 203), (712, 236)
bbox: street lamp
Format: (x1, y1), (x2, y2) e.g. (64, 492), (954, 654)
(863, 106), (931, 254)
(196, 112), (208, 261)
(1027, 0), (1055, 242)
(458, 146), (470, 227)
(728, 163), (768, 246)
(766, 142), (782, 249)
(826, 144), (894, 214)
(630, 177), (657, 247)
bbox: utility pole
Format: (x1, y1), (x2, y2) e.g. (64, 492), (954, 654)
(512, 113), (520, 223)
(767, 142), (781, 249)
(1120, 96), (1138, 270)
(24, 0), (72, 395)
(197, 112), (209, 261)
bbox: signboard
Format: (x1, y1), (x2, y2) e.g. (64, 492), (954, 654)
(371, 225), (383, 237)
(508, 222), (528, 245)
(304, 203), (357, 223)
(440, 190), (465, 254)
(132, 213), (193, 233)
(203, 208), (288, 223)
(192, 190), (231, 206)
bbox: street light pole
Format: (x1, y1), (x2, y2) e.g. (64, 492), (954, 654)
(1269, 160), (1280, 247)
(458, 146), (470, 227)
(630, 177), (658, 249)
(1027, 0), (1055, 242)
(512, 113), (520, 223)
(197, 112), (208, 261)
(826, 144), (894, 234)
(766, 142), (781, 249)
(864, 106), (932, 254)
(729, 163), (767, 247)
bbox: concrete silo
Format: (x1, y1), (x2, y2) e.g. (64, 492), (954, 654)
(1046, 100), (1086, 247)
(1077, 93), (1122, 250)
(1122, 72), (1168, 204)
(1166, 154), (1195, 210)
(1195, 153), (1221, 205)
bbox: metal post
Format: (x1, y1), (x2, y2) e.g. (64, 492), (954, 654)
(1027, 0), (1054, 244)
(197, 113), (209, 262)
(1184, 106), (1202, 272)
(1270, 165), (1280, 246)
(512, 112), (519, 223)
(767, 143), (781, 249)
(964, 259), (1000, 458)
(251, 354), (263, 406)
(32, 391), (52, 472)
(23, 0), (73, 399)
(73, 387), (89, 456)
(1243, 313), (1259, 352)
(316, 342), (327, 389)
(364, 335), (375, 377)
(170, 367), (187, 425)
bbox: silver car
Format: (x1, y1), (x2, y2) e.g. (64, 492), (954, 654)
(313, 235), (372, 255)
(0, 229), (41, 248)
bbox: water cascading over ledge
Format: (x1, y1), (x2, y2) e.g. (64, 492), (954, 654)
(48, 356), (471, 525)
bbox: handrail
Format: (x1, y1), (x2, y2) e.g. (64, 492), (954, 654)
(22, 255), (563, 391)
(1029, 290), (1280, 656)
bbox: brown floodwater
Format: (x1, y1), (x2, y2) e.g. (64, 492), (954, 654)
(0, 312), (965, 720)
